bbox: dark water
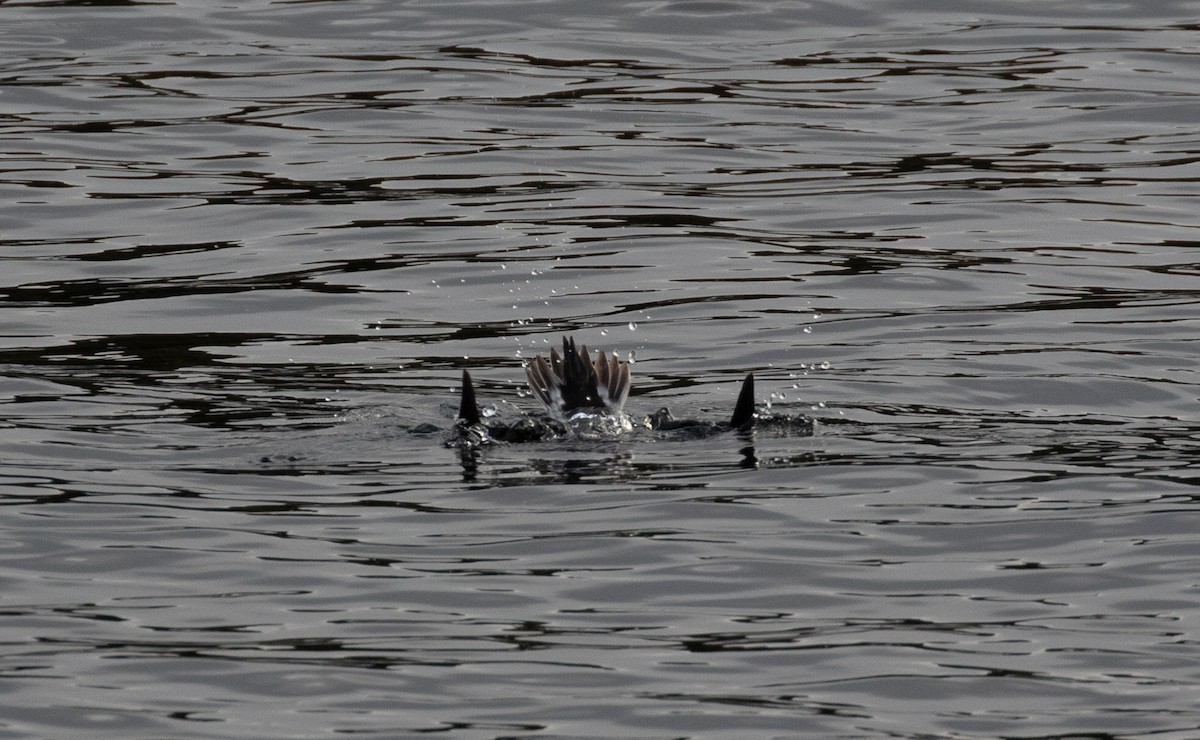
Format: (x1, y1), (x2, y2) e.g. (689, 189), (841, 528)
(3, 1), (1200, 738)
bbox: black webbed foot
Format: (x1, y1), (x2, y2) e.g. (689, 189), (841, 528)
(458, 369), (481, 425)
(728, 373), (755, 430)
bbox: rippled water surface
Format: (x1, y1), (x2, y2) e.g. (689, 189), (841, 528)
(3, 1), (1200, 738)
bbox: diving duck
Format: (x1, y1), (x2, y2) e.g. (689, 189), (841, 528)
(454, 336), (756, 444)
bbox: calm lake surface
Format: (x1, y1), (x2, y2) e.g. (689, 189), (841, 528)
(3, 1), (1199, 738)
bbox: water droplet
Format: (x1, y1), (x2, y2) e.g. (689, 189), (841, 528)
(600, 329), (608, 336)
(803, 326), (812, 334)
(628, 322), (637, 331)
(820, 361), (831, 370)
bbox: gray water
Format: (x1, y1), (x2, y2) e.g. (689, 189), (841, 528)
(3, 1), (1200, 738)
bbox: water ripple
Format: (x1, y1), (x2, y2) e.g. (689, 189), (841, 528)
(3, 3), (1200, 738)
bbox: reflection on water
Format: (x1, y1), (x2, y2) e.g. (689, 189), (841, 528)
(2, 1), (1200, 737)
